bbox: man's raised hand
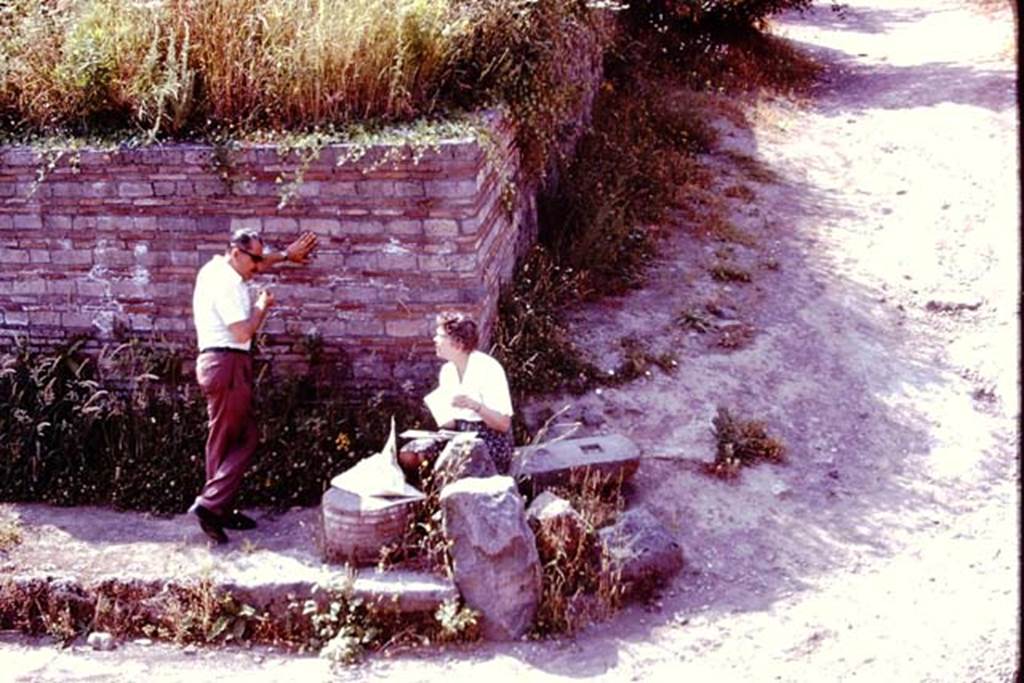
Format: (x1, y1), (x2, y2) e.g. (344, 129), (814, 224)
(285, 232), (318, 264)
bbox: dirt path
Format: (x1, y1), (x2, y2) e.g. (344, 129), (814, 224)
(2, 0), (1018, 680)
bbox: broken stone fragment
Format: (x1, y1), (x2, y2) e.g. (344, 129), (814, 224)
(434, 433), (497, 488)
(526, 491), (588, 563)
(598, 506), (684, 599)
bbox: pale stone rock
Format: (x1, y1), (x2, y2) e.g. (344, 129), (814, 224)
(440, 476), (541, 640)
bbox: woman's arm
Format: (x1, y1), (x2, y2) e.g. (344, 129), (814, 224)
(452, 394), (511, 433)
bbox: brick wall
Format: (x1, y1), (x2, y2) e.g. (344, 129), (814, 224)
(0, 114), (531, 391)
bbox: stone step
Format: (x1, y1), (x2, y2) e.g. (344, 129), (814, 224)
(4, 567), (456, 618)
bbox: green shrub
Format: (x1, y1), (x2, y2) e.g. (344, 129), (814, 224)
(626, 0), (812, 31)
(540, 66), (713, 295)
(0, 337), (425, 513)
(705, 406), (785, 478)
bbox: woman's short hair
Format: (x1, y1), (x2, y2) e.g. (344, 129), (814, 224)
(437, 311), (478, 352)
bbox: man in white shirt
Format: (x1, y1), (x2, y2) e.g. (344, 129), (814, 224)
(188, 229), (317, 544)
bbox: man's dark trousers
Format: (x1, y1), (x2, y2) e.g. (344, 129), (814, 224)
(193, 350), (257, 514)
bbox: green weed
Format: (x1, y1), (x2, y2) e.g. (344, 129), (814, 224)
(705, 406), (785, 478)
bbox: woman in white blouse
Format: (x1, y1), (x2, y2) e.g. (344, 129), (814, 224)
(402, 311), (515, 474)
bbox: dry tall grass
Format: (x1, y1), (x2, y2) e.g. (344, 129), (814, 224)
(0, 0), (521, 136)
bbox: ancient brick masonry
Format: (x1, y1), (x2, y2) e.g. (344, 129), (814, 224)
(0, 115), (532, 390)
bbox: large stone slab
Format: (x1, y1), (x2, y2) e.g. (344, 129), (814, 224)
(510, 433), (641, 495)
(440, 476), (542, 640)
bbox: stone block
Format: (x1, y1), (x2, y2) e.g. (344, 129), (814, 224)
(156, 216), (198, 232)
(299, 218), (340, 234)
(13, 279), (46, 295)
(419, 254), (475, 272)
(153, 181), (177, 197)
(394, 181), (424, 197)
(425, 180), (479, 198)
(321, 181), (358, 198)
(0, 249), (30, 264)
(3, 311), (28, 326)
(296, 181), (321, 198)
(13, 214), (42, 230)
(61, 312), (96, 328)
(440, 476), (541, 640)
(96, 216), (135, 232)
(52, 250), (93, 266)
(50, 182), (82, 199)
(118, 182), (153, 198)
(378, 251), (418, 271)
(28, 311), (61, 326)
(357, 180), (396, 198)
(384, 219), (423, 237)
(385, 317), (427, 338)
(424, 219), (459, 238)
(510, 434), (640, 497)
(263, 217), (298, 234)
(2, 149), (37, 166)
(43, 215), (72, 230)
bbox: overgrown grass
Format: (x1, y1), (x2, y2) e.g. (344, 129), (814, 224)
(0, 0), (612, 182)
(0, 0), (456, 135)
(531, 470), (625, 635)
(0, 336), (424, 513)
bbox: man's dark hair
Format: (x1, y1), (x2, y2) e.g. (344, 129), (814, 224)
(229, 229), (262, 250)
(437, 311), (478, 352)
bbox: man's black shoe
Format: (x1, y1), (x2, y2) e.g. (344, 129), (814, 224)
(189, 503), (229, 545)
(221, 510), (257, 531)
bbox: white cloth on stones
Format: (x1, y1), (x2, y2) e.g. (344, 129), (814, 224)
(331, 418), (423, 500)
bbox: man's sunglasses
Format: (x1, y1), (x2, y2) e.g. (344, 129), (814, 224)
(236, 247), (264, 263)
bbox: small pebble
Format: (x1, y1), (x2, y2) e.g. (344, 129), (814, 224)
(86, 632), (115, 651)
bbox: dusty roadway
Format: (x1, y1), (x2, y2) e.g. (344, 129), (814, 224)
(2, 0), (1019, 680)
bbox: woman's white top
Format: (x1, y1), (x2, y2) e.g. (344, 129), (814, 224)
(433, 350), (513, 425)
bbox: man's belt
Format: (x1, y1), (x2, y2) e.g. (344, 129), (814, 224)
(199, 347), (251, 355)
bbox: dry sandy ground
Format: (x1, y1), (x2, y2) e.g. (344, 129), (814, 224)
(2, 0), (1019, 680)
